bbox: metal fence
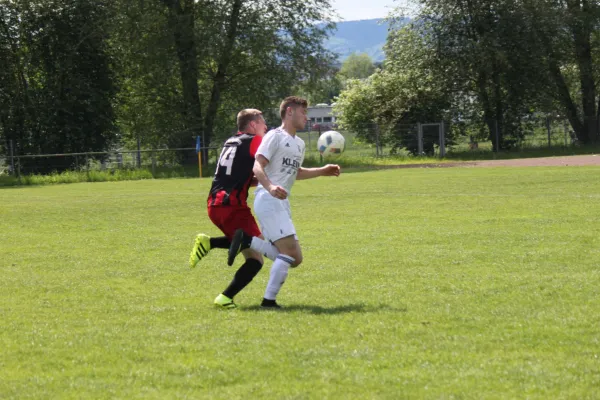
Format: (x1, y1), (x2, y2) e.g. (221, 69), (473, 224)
(299, 122), (448, 158)
(1, 116), (581, 177)
(300, 116), (578, 157)
(2, 145), (221, 178)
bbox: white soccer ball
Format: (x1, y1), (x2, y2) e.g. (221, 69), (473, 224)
(317, 131), (345, 156)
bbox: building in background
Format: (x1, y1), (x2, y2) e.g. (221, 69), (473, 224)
(306, 103), (338, 132)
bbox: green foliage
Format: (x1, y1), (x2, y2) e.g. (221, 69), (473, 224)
(0, 0), (118, 172)
(1, 168), (600, 397)
(333, 78), (377, 138)
(112, 0), (337, 150)
(338, 52), (376, 80)
(1, 0), (338, 169)
(334, 0), (600, 150)
(389, 0), (600, 145)
(335, 31), (453, 155)
(524, 0), (600, 143)
(295, 67), (343, 105)
(110, 0), (186, 150)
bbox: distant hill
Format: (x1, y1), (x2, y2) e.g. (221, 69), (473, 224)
(324, 18), (410, 62)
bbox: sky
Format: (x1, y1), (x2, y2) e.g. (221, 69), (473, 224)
(330, 0), (399, 21)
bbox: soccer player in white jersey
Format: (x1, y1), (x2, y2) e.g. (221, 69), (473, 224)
(228, 96), (341, 308)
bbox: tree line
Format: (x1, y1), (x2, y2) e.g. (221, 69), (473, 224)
(0, 0), (335, 171)
(2, 0), (599, 169)
(335, 0), (600, 150)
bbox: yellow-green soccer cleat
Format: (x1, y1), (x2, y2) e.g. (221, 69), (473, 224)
(189, 233), (211, 268)
(214, 293), (237, 309)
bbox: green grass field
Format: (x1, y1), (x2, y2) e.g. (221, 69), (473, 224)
(2, 166), (600, 398)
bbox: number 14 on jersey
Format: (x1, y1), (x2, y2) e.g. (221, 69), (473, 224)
(216, 146), (237, 175)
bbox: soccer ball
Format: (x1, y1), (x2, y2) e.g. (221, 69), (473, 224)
(317, 131), (345, 156)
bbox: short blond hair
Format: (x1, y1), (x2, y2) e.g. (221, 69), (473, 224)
(237, 109), (263, 131)
(279, 96), (308, 120)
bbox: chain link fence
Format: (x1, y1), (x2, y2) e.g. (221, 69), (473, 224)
(2, 145), (221, 178)
(298, 122), (448, 158)
(1, 116), (582, 178)
(300, 116), (577, 157)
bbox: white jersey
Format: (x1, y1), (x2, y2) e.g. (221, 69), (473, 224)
(255, 127), (305, 196)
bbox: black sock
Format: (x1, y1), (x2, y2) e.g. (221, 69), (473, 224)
(240, 231), (253, 250)
(210, 236), (230, 249)
(223, 258), (263, 299)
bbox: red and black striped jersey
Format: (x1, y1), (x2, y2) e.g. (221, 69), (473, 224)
(207, 132), (262, 207)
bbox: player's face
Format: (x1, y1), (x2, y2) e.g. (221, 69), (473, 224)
(255, 116), (268, 136)
(292, 107), (308, 130)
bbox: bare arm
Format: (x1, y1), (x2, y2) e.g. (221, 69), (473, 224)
(253, 155), (288, 199)
(297, 164), (341, 180)
(253, 155), (272, 189)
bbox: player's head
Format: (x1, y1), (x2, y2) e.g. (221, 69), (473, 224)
(237, 109), (267, 136)
(279, 96), (308, 130)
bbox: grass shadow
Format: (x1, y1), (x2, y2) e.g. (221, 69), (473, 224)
(242, 303), (407, 314)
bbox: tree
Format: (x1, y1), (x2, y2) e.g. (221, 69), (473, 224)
(1, 0), (339, 171)
(524, 0), (600, 143)
(335, 71), (451, 155)
(404, 0), (557, 149)
(161, 0), (203, 150)
(338, 52), (377, 80)
(112, 0), (336, 161)
(295, 63), (343, 105)
(335, 24), (453, 155)
(401, 0), (600, 146)
(1, 0), (117, 172)
(337, 0), (600, 152)
(334, 77), (377, 140)
(195, 0), (336, 148)
(110, 0), (188, 150)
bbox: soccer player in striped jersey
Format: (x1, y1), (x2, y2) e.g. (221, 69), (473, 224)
(189, 109), (279, 309)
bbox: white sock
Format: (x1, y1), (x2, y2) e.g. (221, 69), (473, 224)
(250, 237), (279, 261)
(264, 254), (295, 300)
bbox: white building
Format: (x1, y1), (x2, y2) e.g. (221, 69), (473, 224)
(307, 103), (337, 128)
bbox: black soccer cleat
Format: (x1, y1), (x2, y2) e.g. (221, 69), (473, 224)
(261, 298), (282, 309)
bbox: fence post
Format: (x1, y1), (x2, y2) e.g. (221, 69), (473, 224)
(151, 150), (156, 177)
(137, 138), (142, 168)
(375, 123), (381, 157)
(546, 117), (551, 147)
(439, 121), (446, 157)
(85, 153), (88, 174)
(495, 120), (500, 154)
(417, 123), (423, 155)
(9, 139), (15, 176)
(202, 132), (208, 167)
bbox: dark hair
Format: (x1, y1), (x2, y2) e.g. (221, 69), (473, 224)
(237, 109), (263, 131)
(279, 96), (308, 120)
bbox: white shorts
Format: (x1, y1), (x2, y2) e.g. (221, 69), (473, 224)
(253, 189), (298, 243)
